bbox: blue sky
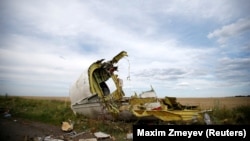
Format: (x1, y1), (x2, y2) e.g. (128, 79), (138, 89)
(0, 0), (250, 98)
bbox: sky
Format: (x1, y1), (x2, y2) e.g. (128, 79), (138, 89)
(0, 0), (250, 98)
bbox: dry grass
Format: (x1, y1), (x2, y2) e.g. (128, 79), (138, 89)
(11, 96), (70, 101)
(16, 96), (250, 110)
(177, 97), (250, 110)
(1, 95), (250, 126)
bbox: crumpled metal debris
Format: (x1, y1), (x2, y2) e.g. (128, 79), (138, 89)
(44, 135), (64, 141)
(63, 131), (86, 138)
(1, 108), (11, 118)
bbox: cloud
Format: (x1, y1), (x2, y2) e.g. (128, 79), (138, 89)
(207, 18), (250, 44)
(0, 0), (249, 97)
(215, 57), (250, 83)
(0, 34), (95, 96)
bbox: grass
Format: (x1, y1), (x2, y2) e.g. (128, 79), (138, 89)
(0, 96), (75, 124)
(1, 96), (249, 140)
(210, 100), (250, 124)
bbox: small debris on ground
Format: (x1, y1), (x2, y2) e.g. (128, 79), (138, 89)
(126, 133), (133, 140)
(79, 138), (97, 141)
(61, 120), (74, 132)
(94, 131), (111, 139)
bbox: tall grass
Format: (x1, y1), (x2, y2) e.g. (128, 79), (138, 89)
(0, 96), (77, 125)
(211, 99), (250, 124)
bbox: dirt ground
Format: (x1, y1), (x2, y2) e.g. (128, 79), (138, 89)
(0, 117), (113, 141)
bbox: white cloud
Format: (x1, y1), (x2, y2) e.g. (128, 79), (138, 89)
(152, 0), (248, 23)
(207, 18), (250, 44)
(0, 0), (249, 97)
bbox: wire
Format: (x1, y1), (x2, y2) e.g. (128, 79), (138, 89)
(126, 57), (131, 81)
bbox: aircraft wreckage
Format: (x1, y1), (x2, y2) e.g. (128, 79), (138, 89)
(69, 51), (212, 124)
